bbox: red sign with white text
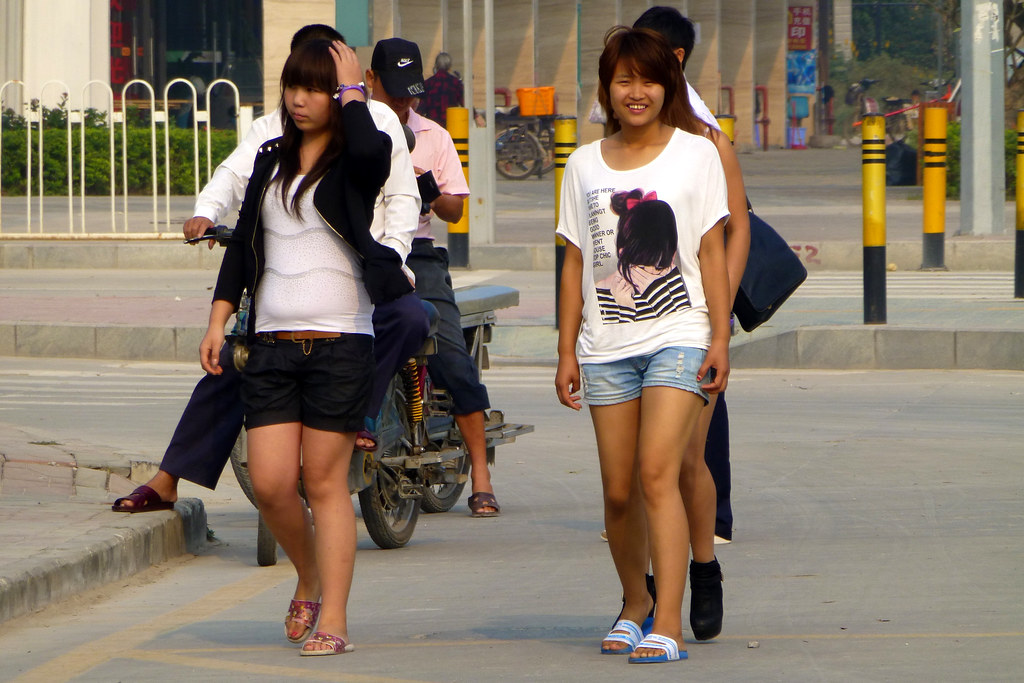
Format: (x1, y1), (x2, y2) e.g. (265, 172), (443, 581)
(110, 0), (136, 93)
(788, 6), (814, 51)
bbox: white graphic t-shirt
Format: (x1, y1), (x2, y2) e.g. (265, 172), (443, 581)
(556, 128), (729, 364)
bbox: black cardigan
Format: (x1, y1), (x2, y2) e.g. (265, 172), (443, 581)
(213, 100), (413, 341)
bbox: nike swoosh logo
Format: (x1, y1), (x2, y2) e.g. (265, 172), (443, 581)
(397, 58), (413, 68)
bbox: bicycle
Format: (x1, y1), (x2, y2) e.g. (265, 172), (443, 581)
(493, 109), (555, 180)
(493, 118), (552, 180)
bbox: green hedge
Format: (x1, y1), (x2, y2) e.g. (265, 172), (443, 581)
(1, 125), (236, 196)
(944, 122), (1017, 200)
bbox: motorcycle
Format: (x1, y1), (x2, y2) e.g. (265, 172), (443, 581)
(227, 283), (534, 565)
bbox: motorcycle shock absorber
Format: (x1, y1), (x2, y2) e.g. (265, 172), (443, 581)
(401, 358), (424, 424)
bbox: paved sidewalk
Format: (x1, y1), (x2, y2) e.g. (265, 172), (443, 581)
(0, 147), (1019, 271)
(1, 145), (1022, 636)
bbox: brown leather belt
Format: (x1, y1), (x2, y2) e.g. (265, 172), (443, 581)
(267, 331), (342, 341)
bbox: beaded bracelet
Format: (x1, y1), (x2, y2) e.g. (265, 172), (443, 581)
(333, 83), (365, 101)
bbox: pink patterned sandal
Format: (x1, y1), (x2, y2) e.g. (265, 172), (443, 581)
(284, 599), (321, 643)
(300, 631), (354, 656)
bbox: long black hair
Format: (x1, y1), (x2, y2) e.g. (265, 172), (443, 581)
(274, 39), (345, 215)
(609, 188), (678, 291)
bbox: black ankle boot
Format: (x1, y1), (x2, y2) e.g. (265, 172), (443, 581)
(689, 558), (723, 641)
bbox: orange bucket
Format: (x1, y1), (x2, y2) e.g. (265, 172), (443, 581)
(516, 86), (556, 116)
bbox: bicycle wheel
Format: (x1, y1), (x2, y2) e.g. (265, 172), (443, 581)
(256, 514), (278, 567)
(230, 431), (279, 566)
(534, 124), (555, 176)
(229, 430), (257, 508)
(496, 127), (544, 180)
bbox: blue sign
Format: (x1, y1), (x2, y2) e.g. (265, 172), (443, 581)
(787, 50), (817, 95)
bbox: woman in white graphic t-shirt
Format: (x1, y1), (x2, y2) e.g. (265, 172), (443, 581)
(555, 27), (731, 664)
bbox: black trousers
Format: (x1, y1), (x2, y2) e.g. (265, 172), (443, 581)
(406, 239), (490, 415)
(705, 393), (733, 540)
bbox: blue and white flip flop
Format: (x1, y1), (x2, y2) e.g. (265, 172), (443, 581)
(600, 619), (644, 655)
(627, 633), (687, 663)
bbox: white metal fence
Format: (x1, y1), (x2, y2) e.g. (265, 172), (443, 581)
(0, 78), (253, 237)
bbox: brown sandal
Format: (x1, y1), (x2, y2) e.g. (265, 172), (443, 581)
(111, 485), (174, 513)
(467, 492), (501, 518)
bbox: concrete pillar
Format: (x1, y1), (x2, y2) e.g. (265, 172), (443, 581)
(687, 0), (722, 123)
(756, 0), (788, 148)
(578, 2), (617, 144)
(833, 0), (853, 60)
(720, 0), (756, 148)
(262, 0), (333, 109)
(960, 0), (1006, 235)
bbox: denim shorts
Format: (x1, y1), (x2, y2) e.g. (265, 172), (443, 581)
(581, 346), (709, 406)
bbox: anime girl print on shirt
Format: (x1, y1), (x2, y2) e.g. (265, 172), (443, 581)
(591, 188), (691, 324)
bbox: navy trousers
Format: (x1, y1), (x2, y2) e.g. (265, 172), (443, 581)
(365, 291), (430, 420)
(705, 393), (733, 540)
(406, 239), (489, 415)
(160, 343), (244, 489)
(159, 292), (427, 489)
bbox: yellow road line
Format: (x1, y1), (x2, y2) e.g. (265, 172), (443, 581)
(124, 650), (422, 683)
(117, 629), (1024, 658)
(714, 631), (1024, 641)
(12, 564), (292, 683)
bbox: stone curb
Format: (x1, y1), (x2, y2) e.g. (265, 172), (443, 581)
(730, 326), (1024, 371)
(4, 321), (1023, 370)
(0, 498), (206, 625)
(0, 239), (1016, 272)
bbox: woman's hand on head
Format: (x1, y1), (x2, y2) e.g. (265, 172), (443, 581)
(330, 40), (363, 95)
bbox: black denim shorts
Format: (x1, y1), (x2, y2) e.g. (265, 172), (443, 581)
(241, 333), (374, 433)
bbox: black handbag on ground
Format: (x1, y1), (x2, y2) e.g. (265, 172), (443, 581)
(732, 210), (807, 332)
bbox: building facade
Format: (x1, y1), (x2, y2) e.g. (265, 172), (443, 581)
(3, 0), (806, 149)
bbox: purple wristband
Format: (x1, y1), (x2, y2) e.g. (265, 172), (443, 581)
(333, 83), (365, 101)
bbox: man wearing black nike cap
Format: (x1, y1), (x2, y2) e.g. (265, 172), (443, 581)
(364, 38), (500, 518)
(370, 37), (427, 98)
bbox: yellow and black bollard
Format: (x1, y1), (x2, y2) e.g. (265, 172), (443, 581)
(1016, 110), (1024, 298)
(715, 115), (736, 144)
(446, 106), (470, 267)
(862, 114), (887, 324)
(921, 106), (948, 270)
(553, 116), (577, 323)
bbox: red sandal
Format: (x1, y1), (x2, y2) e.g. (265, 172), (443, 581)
(284, 599), (321, 643)
(300, 631), (354, 656)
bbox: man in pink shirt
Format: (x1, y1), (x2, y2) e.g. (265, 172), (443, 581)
(364, 38), (500, 517)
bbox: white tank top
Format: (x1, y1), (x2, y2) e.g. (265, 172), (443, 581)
(254, 175), (373, 336)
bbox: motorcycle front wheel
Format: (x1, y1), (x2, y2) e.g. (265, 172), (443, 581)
(358, 462), (420, 548)
(357, 377), (420, 548)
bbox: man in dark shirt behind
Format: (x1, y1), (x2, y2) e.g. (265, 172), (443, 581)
(418, 51), (463, 127)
